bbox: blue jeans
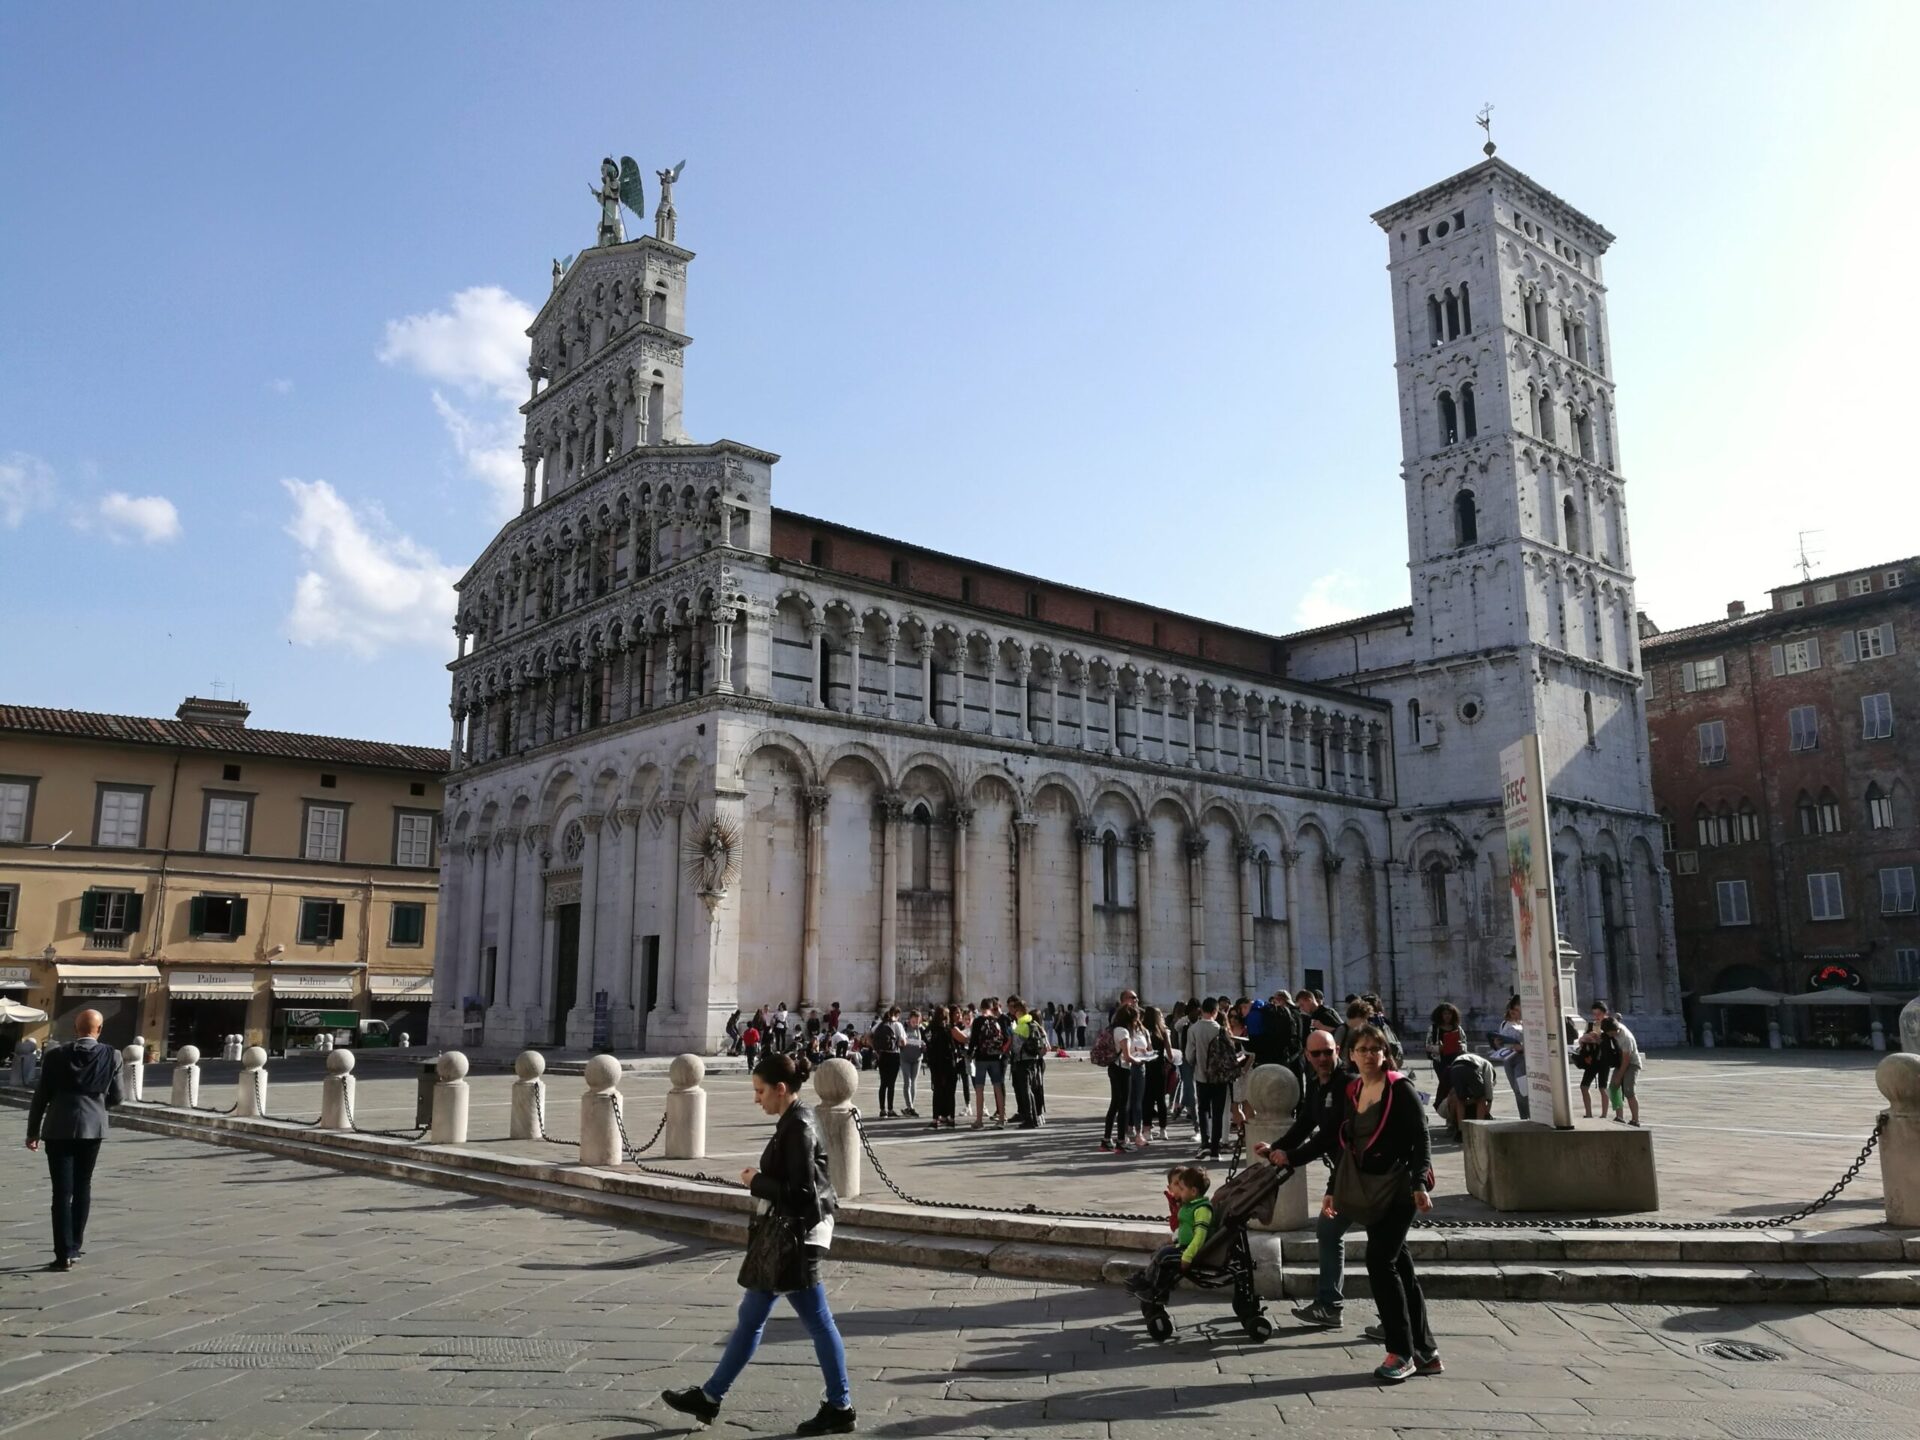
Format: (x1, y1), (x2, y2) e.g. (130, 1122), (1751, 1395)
(1127, 1060), (1147, 1131)
(705, 1283), (849, 1409)
(1178, 1060), (1196, 1118)
(1315, 1209), (1353, 1308)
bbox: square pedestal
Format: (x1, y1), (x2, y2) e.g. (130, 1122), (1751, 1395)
(1462, 1118), (1659, 1213)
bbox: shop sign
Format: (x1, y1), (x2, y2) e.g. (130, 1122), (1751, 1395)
(170, 970), (252, 990)
(0, 965), (32, 983)
(1807, 961), (1865, 991)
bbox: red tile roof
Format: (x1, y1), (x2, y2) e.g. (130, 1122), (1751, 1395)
(0, 705), (449, 773)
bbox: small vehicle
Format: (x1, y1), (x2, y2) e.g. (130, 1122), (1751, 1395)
(1127, 1162), (1285, 1344)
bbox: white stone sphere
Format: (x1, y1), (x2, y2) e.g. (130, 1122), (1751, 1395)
(436, 1050), (470, 1083)
(240, 1046), (268, 1070)
(670, 1053), (705, 1089)
(584, 1054), (624, 1093)
(326, 1048), (357, 1075)
(175, 1045), (201, 1067)
(812, 1056), (858, 1107)
(131, 1036), (146, 1050)
(1877, 1051), (1920, 1113)
(1249, 1063), (1301, 1116)
(514, 1049), (547, 1081)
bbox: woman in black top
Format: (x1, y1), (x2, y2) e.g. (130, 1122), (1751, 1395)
(1294, 1022), (1437, 1383)
(926, 1004), (959, 1129)
(662, 1053), (855, 1435)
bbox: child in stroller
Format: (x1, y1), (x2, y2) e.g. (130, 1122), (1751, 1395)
(1124, 1163), (1278, 1342)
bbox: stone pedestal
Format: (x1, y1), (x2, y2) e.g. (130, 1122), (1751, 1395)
(666, 1054), (707, 1159)
(123, 1041), (145, 1102)
(509, 1050), (546, 1140)
(169, 1045), (201, 1108)
(236, 1047), (269, 1118)
(1245, 1064), (1310, 1230)
(1877, 1052), (1920, 1228)
(813, 1058), (861, 1200)
(320, 1049), (355, 1130)
(1462, 1118), (1658, 1212)
(431, 1052), (470, 1144)
(578, 1054), (623, 1168)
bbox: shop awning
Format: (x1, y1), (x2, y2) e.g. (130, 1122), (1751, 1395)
(167, 972), (255, 1000)
(1781, 989), (1912, 1007)
(1700, 987), (1786, 1007)
(368, 973), (432, 1000)
(271, 975), (354, 1000)
(0, 997), (47, 1023)
(56, 964), (160, 985)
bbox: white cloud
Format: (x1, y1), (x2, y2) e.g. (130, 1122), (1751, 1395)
(268, 377), (294, 395)
(95, 491), (182, 544)
(1291, 571), (1365, 630)
(282, 479), (460, 657)
(0, 451), (56, 528)
(379, 286), (534, 519)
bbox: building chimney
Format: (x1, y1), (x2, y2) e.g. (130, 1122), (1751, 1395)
(1727, 600), (1746, 620)
(176, 696), (251, 728)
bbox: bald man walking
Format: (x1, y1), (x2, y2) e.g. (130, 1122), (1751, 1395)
(25, 1009), (123, 1272)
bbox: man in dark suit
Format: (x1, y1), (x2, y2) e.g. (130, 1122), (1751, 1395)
(25, 1009), (124, 1272)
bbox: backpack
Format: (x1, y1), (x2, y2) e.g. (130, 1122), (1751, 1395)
(1089, 1026), (1119, 1067)
(872, 1020), (899, 1054)
(1015, 1020), (1046, 1061)
(1204, 1026), (1243, 1085)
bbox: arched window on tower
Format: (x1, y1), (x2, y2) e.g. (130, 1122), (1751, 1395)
(1584, 692), (1596, 748)
(1427, 295), (1444, 347)
(1423, 858), (1450, 926)
(1563, 495), (1581, 554)
(1256, 850), (1274, 920)
(1459, 281), (1472, 333)
(1444, 289), (1461, 340)
(1408, 697), (1422, 742)
(1696, 803), (1720, 848)
(1575, 409), (1594, 461)
(1453, 489), (1478, 548)
(1796, 791), (1818, 836)
(1461, 383), (1478, 439)
(1438, 391), (1459, 446)
(1101, 830), (1120, 906)
(1817, 789), (1843, 834)
(910, 804), (933, 891)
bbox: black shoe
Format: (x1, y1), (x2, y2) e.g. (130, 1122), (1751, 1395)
(46, 1258), (74, 1272)
(796, 1402), (857, 1436)
(1291, 1301), (1343, 1328)
(661, 1387), (720, 1425)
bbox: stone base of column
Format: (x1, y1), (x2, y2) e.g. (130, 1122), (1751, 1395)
(428, 1007), (465, 1047)
(642, 1008), (727, 1057)
(564, 1006), (600, 1051)
(485, 1007), (537, 1051)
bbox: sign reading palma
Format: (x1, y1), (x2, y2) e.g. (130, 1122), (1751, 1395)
(1500, 734), (1575, 1129)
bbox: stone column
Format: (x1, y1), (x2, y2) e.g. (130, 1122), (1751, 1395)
(1236, 836), (1256, 996)
(448, 706), (465, 771)
(1256, 704), (1270, 779)
(1184, 830), (1208, 998)
(660, 801), (684, 1014)
(1105, 680), (1120, 755)
(569, 813), (605, 1043)
(1047, 663), (1061, 746)
(1014, 812), (1037, 1000)
(711, 607), (736, 695)
(1013, 658), (1031, 742)
(918, 639), (935, 724)
(1159, 688), (1172, 764)
(846, 627), (862, 715)
(811, 622), (830, 708)
(1362, 721), (1379, 798)
(1225, 697), (1244, 775)
(1324, 856), (1345, 996)
(522, 446), (538, 510)
(1314, 712), (1331, 789)
(641, 636), (656, 709)
(1077, 674), (1090, 749)
(492, 825), (521, 1020)
(950, 804), (973, 1004)
(1330, 715), (1350, 795)
(801, 786), (828, 1008)
(458, 838), (488, 1009)
(1582, 858), (1609, 1006)
(1075, 818), (1097, 1010)
(883, 624), (899, 719)
(878, 792), (905, 1008)
(610, 807), (644, 1044)
(516, 825), (551, 1015)
(1131, 823), (1153, 996)
(1187, 699), (1201, 768)
(1618, 862), (1645, 1007)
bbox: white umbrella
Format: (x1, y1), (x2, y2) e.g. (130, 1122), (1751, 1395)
(1699, 987), (1786, 1006)
(0, 997), (48, 1023)
(1780, 989), (1910, 1007)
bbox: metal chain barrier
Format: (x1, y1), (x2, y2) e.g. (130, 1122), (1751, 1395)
(531, 1087), (577, 1148)
(343, 1083), (429, 1143)
(274, 1072), (327, 1128)
(610, 1094), (668, 1162)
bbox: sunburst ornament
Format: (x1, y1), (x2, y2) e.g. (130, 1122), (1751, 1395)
(682, 810), (743, 908)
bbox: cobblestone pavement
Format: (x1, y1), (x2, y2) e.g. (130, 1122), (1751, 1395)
(194, 1049), (1894, 1226)
(4, 1131), (1918, 1439)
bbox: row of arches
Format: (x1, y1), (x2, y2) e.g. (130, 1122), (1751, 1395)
(530, 265), (678, 394)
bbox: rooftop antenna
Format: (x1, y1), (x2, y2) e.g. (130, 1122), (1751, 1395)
(1476, 102), (1496, 157)
(1795, 530), (1822, 583)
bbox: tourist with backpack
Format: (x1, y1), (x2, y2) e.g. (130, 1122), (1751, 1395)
(969, 998), (1010, 1130)
(1008, 996), (1046, 1128)
(871, 1007), (905, 1118)
(1185, 997), (1235, 1160)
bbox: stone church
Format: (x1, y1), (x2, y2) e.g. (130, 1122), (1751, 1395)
(431, 151), (1682, 1054)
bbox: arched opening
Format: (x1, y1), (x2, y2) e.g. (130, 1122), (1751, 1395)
(1438, 391), (1458, 446)
(1460, 382), (1478, 439)
(1256, 850), (1274, 919)
(1459, 281), (1472, 333)
(1408, 697), (1422, 742)
(1101, 830), (1120, 906)
(1736, 800), (1759, 843)
(1423, 858), (1449, 926)
(1453, 489), (1478, 547)
(1444, 290), (1461, 340)
(1817, 789), (1843, 834)
(1427, 295), (1443, 347)
(1868, 783), (1894, 830)
(1584, 692), (1596, 747)
(910, 804), (933, 890)
(1796, 791), (1818, 836)
(1563, 495), (1580, 553)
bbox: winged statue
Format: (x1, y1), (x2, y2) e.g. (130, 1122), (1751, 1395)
(590, 156), (647, 247)
(655, 159), (686, 241)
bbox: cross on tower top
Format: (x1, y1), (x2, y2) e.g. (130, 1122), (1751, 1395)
(1476, 103), (1496, 157)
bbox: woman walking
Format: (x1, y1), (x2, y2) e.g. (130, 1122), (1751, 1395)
(1099, 1002), (1141, 1154)
(1143, 1006), (1173, 1141)
(661, 1052), (856, 1434)
(899, 1010), (924, 1118)
(872, 1006), (905, 1118)
(1425, 1003), (1465, 1112)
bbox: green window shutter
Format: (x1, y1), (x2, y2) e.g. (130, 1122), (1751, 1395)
(298, 902), (318, 943)
(232, 897), (249, 935)
(188, 896), (206, 935)
(78, 889), (98, 933)
(123, 893), (144, 933)
(330, 902), (347, 940)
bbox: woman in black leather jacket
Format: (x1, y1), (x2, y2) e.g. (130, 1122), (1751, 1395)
(662, 1053), (855, 1434)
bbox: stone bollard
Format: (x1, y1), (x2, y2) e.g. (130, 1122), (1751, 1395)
(509, 1050), (546, 1140)
(223, 1034), (244, 1062)
(235, 1046), (269, 1118)
(812, 1057), (861, 1200)
(1768, 1020), (1782, 1050)
(1871, 1019), (1887, 1053)
(579, 1054), (624, 1167)
(1878, 1052), (1920, 1227)
(320, 1048), (355, 1130)
(666, 1054), (708, 1159)
(1701, 1021), (1715, 1049)
(1902, 995), (1920, 1056)
(1245, 1064), (1309, 1230)
(123, 1039), (145, 1102)
(13, 1037), (40, 1089)
(169, 1045), (202, 1108)
(432, 1051), (471, 1144)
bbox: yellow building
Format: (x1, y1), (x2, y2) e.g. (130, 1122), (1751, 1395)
(0, 697), (446, 1055)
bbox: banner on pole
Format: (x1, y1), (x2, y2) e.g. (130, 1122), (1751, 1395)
(1500, 734), (1575, 1129)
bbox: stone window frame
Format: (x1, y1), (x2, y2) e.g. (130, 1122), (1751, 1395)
(0, 774), (37, 844)
(93, 783), (153, 849)
(200, 790), (255, 856)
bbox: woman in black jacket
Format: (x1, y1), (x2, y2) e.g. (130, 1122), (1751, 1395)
(1295, 1022), (1437, 1383)
(662, 1053), (855, 1435)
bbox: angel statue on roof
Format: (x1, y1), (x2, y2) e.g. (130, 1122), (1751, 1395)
(590, 157), (647, 248)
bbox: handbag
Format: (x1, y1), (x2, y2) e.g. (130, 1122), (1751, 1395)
(1329, 1149), (1403, 1226)
(737, 1207), (808, 1293)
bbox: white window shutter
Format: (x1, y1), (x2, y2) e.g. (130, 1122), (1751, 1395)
(1880, 623), (1896, 656)
(1841, 630), (1858, 663)
(1806, 636), (1821, 668)
(1681, 662), (1697, 692)
(1770, 645), (1785, 676)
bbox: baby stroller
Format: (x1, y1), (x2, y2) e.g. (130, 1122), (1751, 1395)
(1130, 1162), (1286, 1343)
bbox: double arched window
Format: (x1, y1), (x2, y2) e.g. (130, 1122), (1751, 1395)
(1426, 283), (1473, 345)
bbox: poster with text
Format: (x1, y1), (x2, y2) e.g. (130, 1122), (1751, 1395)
(1501, 734), (1574, 1129)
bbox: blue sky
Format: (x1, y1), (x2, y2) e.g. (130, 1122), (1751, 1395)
(4, 3), (1916, 748)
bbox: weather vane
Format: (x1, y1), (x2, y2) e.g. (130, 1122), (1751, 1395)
(1476, 103), (1496, 157)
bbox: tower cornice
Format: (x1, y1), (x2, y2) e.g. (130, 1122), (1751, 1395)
(1372, 157), (1614, 253)
(531, 236), (696, 331)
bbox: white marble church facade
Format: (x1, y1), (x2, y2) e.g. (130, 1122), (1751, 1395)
(431, 153), (1682, 1053)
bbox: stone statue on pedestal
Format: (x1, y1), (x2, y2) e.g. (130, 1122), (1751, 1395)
(655, 160), (685, 242)
(590, 156), (646, 248)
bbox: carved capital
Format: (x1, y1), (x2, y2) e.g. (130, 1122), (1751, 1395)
(1013, 812), (1037, 832)
(1234, 835), (1256, 862)
(1073, 817), (1099, 846)
(803, 784), (831, 817)
(950, 802), (975, 830)
(523, 822), (552, 855)
(615, 804), (646, 829)
(1183, 829), (1210, 859)
(581, 811), (605, 835)
(1281, 846), (1302, 868)
(1323, 855), (1345, 876)
(1127, 822), (1154, 850)
(878, 791), (908, 824)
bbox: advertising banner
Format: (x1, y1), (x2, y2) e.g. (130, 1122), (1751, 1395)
(1500, 734), (1575, 1129)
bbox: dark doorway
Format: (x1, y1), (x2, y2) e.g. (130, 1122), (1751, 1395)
(166, 998), (249, 1056)
(551, 903), (581, 1046)
(637, 935), (660, 1047)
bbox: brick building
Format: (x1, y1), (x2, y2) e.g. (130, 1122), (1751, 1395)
(1642, 559), (1920, 1046)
